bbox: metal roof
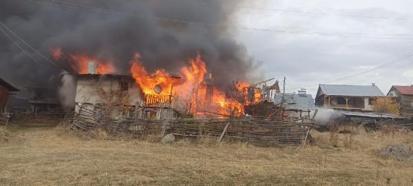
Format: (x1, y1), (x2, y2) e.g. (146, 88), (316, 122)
(273, 93), (315, 111)
(340, 111), (406, 120)
(318, 84), (384, 97)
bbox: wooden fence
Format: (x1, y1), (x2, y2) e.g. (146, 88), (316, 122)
(72, 105), (313, 146)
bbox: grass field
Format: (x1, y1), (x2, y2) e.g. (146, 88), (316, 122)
(1, 123), (413, 185)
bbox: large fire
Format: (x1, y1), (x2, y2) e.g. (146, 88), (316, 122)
(130, 54), (246, 117)
(130, 53), (180, 96)
(51, 48), (262, 117)
(235, 81), (262, 105)
(69, 54), (115, 75)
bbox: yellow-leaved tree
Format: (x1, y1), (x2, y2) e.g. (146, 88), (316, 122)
(372, 97), (400, 115)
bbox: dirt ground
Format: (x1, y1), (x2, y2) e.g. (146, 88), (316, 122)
(1, 123), (413, 185)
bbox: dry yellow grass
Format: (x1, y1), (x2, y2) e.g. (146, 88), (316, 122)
(0, 124), (413, 185)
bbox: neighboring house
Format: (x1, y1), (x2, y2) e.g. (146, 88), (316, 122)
(26, 87), (63, 116)
(273, 89), (315, 120)
(315, 84), (384, 112)
(387, 85), (413, 117)
(0, 78), (19, 113)
(274, 89), (315, 111)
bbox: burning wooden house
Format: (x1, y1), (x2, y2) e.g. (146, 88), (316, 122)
(60, 54), (313, 145)
(61, 52), (244, 119)
(74, 73), (178, 121)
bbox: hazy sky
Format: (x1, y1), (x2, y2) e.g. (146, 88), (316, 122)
(2, 0), (412, 97)
(235, 0), (413, 96)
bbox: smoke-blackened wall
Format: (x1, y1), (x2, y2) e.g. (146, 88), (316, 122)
(0, 0), (254, 89)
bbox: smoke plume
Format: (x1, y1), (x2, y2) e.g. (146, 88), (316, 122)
(313, 108), (344, 126)
(0, 0), (255, 90)
(58, 72), (76, 110)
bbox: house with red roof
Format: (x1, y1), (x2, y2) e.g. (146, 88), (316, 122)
(387, 85), (413, 117)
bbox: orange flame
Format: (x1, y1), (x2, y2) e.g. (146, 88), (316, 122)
(69, 54), (115, 75)
(235, 81), (250, 92)
(50, 48), (115, 75)
(130, 53), (180, 96)
(51, 48), (62, 60)
(130, 54), (245, 117)
(235, 81), (263, 105)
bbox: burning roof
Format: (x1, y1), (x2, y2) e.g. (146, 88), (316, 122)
(56, 48), (261, 118)
(129, 53), (246, 117)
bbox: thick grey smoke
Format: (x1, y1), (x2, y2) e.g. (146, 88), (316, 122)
(0, 0), (255, 90)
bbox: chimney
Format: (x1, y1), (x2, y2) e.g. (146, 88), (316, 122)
(88, 61), (96, 74)
(297, 88), (307, 96)
(372, 83), (376, 87)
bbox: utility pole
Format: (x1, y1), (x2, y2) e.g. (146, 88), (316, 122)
(281, 77), (286, 106)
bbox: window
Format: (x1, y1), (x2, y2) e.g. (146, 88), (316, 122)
(369, 98), (375, 105)
(336, 97), (346, 105)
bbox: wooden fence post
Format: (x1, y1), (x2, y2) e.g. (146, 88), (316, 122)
(218, 122), (231, 143)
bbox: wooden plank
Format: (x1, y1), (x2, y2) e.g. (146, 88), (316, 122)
(217, 122), (231, 142)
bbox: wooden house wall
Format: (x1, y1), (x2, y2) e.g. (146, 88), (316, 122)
(0, 86), (9, 112)
(399, 95), (413, 117)
(75, 78), (143, 107)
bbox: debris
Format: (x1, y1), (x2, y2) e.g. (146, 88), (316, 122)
(378, 144), (413, 161)
(161, 133), (175, 144)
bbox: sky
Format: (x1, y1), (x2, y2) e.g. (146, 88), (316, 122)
(234, 0), (413, 96)
(1, 0), (412, 98)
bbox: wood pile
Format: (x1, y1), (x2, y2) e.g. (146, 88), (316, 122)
(71, 104), (103, 130)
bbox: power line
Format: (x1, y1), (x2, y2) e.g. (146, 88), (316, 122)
(327, 52), (413, 83)
(0, 22), (61, 69)
(0, 22), (59, 67)
(0, 24), (43, 66)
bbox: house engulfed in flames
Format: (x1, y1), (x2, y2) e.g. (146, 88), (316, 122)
(74, 65), (177, 121)
(61, 51), (264, 121)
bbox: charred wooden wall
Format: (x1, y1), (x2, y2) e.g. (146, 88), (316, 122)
(0, 86), (9, 113)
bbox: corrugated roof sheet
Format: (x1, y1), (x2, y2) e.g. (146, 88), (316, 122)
(273, 93), (315, 111)
(340, 111), (405, 119)
(319, 84), (384, 97)
(391, 85), (413, 96)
